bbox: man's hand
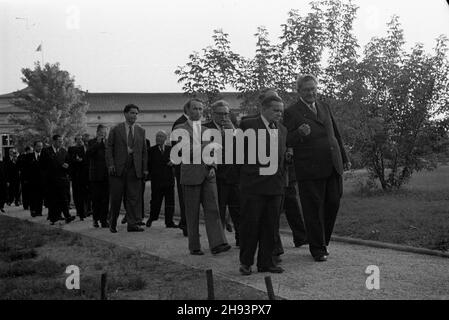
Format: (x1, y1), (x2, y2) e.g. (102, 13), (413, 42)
(344, 161), (352, 171)
(221, 118), (235, 130)
(298, 123), (311, 136)
(62, 163), (69, 169)
(108, 166), (116, 176)
(208, 168), (215, 179)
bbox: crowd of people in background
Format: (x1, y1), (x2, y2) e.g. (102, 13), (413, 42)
(0, 74), (351, 275)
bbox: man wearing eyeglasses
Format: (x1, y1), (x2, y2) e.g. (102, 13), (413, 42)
(203, 100), (241, 247)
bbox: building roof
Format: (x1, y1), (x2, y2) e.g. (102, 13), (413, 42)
(0, 91), (243, 114)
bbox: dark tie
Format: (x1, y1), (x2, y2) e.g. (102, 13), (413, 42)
(269, 122), (277, 129)
(128, 125), (134, 147)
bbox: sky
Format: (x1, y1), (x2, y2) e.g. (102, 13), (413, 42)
(1, 0), (449, 94)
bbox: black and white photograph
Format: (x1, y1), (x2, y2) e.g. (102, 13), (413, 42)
(0, 0), (448, 307)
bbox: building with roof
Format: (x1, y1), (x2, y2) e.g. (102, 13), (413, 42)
(0, 91), (243, 156)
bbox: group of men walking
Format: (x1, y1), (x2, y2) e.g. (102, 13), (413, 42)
(0, 73), (350, 275)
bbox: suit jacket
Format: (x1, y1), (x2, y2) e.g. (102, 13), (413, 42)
(68, 145), (89, 182)
(203, 120), (239, 185)
(5, 158), (20, 184)
(239, 116), (287, 195)
(22, 153), (45, 187)
(173, 120), (216, 186)
(40, 146), (70, 182)
(87, 138), (108, 182)
(283, 99), (348, 181)
(148, 145), (174, 187)
(105, 122), (148, 179)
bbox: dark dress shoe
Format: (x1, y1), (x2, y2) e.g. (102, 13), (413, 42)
(93, 221), (99, 228)
(166, 223), (177, 228)
(65, 216), (75, 224)
(273, 255), (282, 265)
(137, 221), (145, 226)
(145, 219), (152, 227)
(294, 240), (308, 248)
(257, 266), (284, 273)
(190, 250), (204, 256)
(110, 227), (118, 233)
(239, 265), (252, 276)
(127, 226), (144, 232)
(313, 255), (328, 262)
(211, 244), (231, 255)
(101, 222), (110, 228)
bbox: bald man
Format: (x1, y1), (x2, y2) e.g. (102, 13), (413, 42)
(146, 130), (176, 228)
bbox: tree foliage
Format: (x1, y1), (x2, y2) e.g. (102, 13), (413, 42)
(174, 0), (449, 190)
(9, 62), (88, 148)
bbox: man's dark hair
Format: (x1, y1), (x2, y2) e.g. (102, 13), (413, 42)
(261, 94), (283, 109)
(33, 140), (42, 147)
(97, 124), (106, 132)
(183, 98), (204, 112)
(24, 146), (32, 152)
(52, 134), (61, 141)
(123, 104), (140, 113)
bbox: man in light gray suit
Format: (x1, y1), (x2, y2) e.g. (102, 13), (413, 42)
(106, 104), (148, 233)
(173, 99), (231, 256)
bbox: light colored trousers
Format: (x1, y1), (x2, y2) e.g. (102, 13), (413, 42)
(182, 176), (228, 252)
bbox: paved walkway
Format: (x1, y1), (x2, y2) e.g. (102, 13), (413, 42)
(3, 206), (449, 299)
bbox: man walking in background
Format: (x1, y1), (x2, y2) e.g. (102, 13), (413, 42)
(283, 74), (350, 262)
(106, 104), (148, 233)
(69, 135), (89, 221)
(87, 125), (110, 228)
(146, 130), (176, 228)
(27, 141), (45, 217)
(41, 135), (75, 225)
(171, 103), (189, 236)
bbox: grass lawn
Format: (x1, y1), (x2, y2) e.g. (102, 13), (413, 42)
(147, 166), (449, 252)
(0, 215), (268, 300)
(333, 165), (449, 251)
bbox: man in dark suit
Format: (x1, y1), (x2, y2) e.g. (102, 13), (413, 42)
(5, 148), (20, 206)
(145, 130), (176, 228)
(283, 74), (350, 262)
(203, 100), (240, 246)
(173, 98), (230, 255)
(41, 135), (75, 225)
(87, 125), (109, 228)
(171, 106), (189, 236)
(68, 135), (89, 221)
(26, 141), (45, 217)
(18, 146), (33, 210)
(106, 104), (148, 233)
(238, 92), (288, 275)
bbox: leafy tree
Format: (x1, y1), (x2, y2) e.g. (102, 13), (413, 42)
(353, 18), (449, 190)
(174, 29), (243, 116)
(9, 62), (88, 148)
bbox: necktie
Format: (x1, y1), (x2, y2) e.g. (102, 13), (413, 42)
(309, 103), (317, 116)
(269, 122), (277, 129)
(128, 125), (134, 148)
